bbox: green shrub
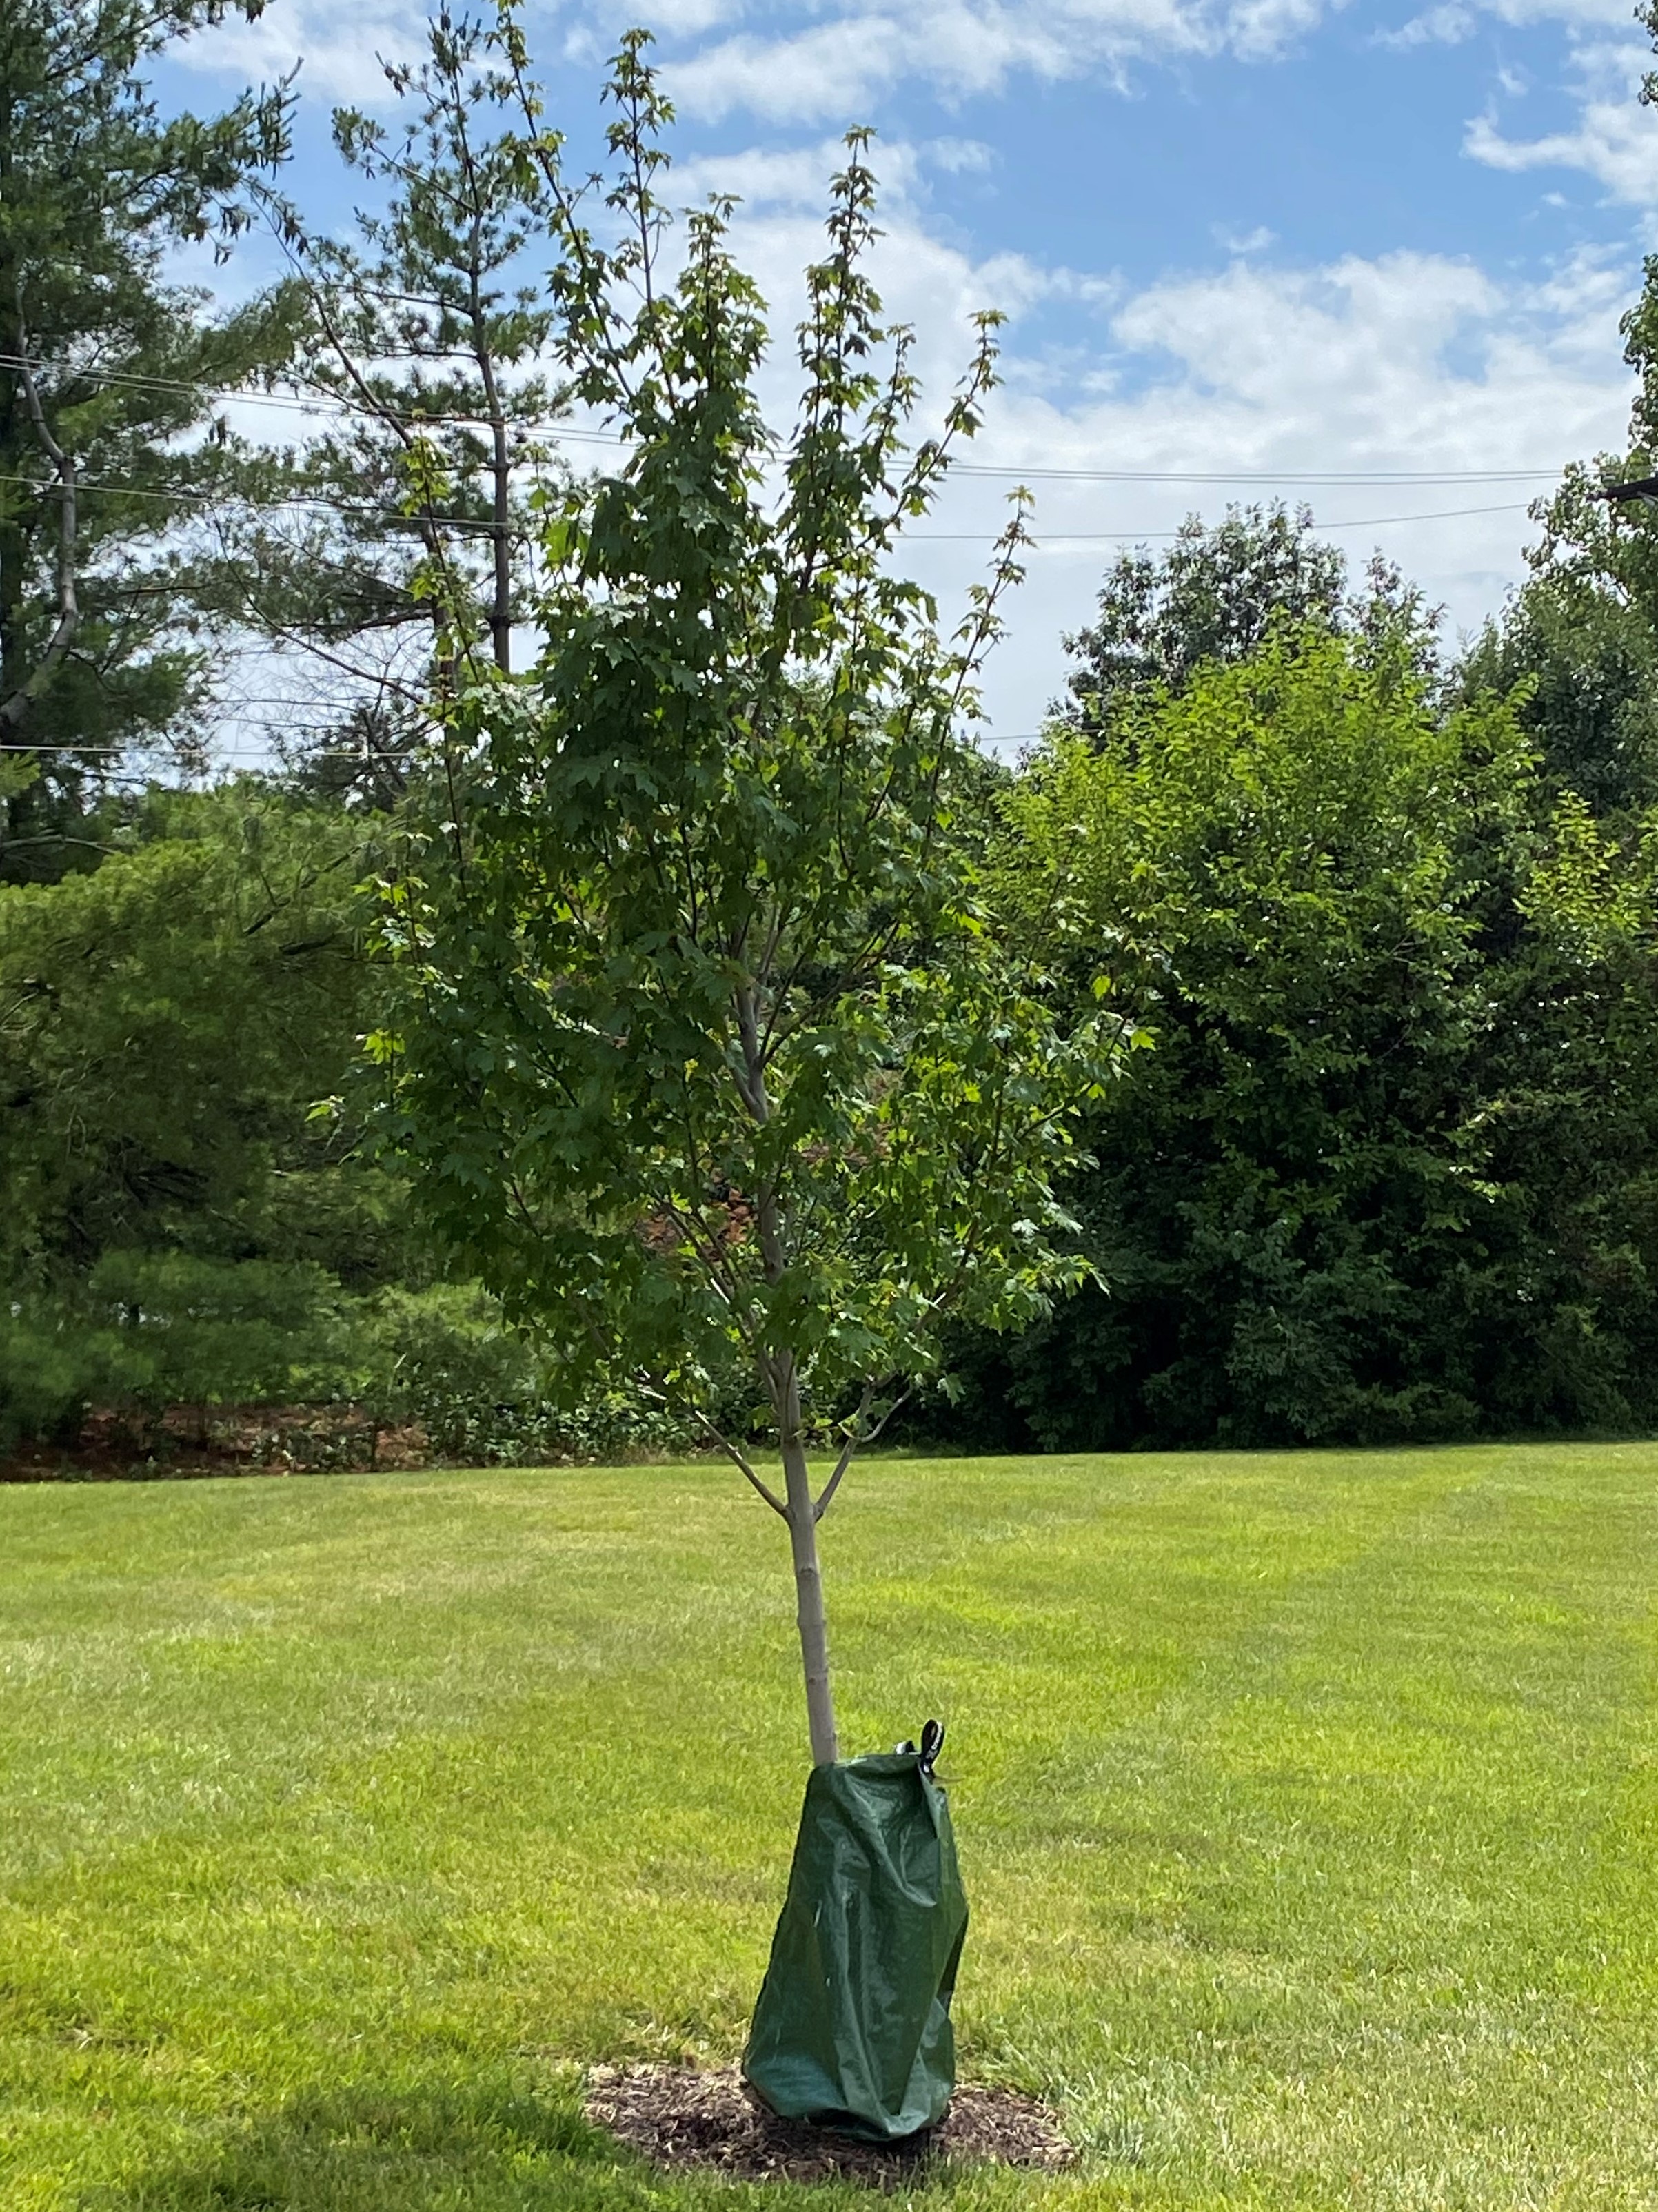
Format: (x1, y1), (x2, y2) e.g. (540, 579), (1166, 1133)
(0, 1255), (368, 1459)
(0, 1306), (124, 1454)
(0, 1269), (691, 1470)
(368, 1284), (689, 1464)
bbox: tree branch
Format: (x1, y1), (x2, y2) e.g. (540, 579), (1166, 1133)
(685, 1401), (787, 1515)
(812, 1382), (872, 1521)
(813, 1379), (913, 1519)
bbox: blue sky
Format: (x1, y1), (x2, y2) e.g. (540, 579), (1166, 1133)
(160, 0), (1657, 738)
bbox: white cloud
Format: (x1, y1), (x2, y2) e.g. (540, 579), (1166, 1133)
(1465, 40), (1658, 205)
(1376, 5), (1475, 50)
(731, 223), (1635, 735)
(671, 134), (1006, 220)
(636, 0), (1655, 130)
(162, 0), (1650, 151)
(674, 139), (909, 210)
(631, 0), (745, 34)
(1225, 0), (1341, 59)
(170, 0), (426, 103)
(1214, 222), (1276, 252)
(1480, 0), (1630, 25)
(663, 0), (1306, 125)
(637, 0), (1643, 125)
(927, 136), (999, 174)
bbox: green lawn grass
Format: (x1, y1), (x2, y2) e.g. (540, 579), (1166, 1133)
(3, 1443), (1657, 2210)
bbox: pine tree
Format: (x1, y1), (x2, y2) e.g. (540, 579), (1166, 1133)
(214, 8), (562, 809)
(0, 0), (291, 877)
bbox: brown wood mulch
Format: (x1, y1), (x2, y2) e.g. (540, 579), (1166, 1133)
(583, 2062), (1073, 2187)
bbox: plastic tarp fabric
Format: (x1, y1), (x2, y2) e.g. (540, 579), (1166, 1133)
(742, 1724), (968, 2141)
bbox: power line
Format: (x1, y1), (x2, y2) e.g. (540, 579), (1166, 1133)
(0, 738), (425, 757)
(918, 501), (1533, 541)
(0, 354), (610, 445)
(952, 464), (1561, 486)
(0, 465), (1542, 543)
(0, 466), (513, 532)
(1, 747), (312, 757)
(0, 357), (1579, 487)
(0, 489), (1543, 762)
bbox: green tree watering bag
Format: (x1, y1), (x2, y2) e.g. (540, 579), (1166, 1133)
(743, 1721), (968, 2141)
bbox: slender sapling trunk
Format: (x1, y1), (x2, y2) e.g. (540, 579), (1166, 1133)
(777, 1358), (838, 1765)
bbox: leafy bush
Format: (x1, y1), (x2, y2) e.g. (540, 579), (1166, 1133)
(368, 1285), (689, 1464)
(964, 629), (1544, 1450)
(0, 1268), (691, 1470)
(88, 1252), (364, 1413)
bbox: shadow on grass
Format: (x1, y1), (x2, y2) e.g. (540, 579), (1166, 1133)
(104, 2076), (967, 2210)
(106, 2079), (643, 2212)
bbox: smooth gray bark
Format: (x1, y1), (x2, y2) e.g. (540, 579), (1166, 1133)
(734, 979), (840, 1764)
(778, 1358), (838, 1765)
(784, 1437), (839, 1767)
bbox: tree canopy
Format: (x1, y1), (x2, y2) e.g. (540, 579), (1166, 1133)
(1060, 501), (1435, 740)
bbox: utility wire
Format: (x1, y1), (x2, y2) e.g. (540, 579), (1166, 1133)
(951, 463), (1562, 486)
(0, 742), (414, 755)
(925, 500), (1534, 539)
(0, 354), (609, 445)
(0, 466), (511, 531)
(0, 465), (1539, 542)
(17, 736), (1055, 758)
(0, 356), (1579, 486)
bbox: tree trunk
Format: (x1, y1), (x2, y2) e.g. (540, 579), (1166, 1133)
(466, 235), (514, 676)
(778, 1359), (838, 1765)
(742, 1030), (838, 1765)
(0, 81), (31, 745)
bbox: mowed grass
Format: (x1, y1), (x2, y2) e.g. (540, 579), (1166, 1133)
(3, 1446), (1657, 2211)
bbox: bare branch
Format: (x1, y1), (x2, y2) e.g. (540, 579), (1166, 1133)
(686, 1402), (787, 1515)
(813, 1379), (914, 1520)
(812, 1382), (873, 1521)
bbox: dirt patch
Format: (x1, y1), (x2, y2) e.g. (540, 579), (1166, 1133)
(583, 2062), (1073, 2186)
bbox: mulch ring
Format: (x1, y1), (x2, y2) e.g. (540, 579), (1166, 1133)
(583, 2063), (1073, 2186)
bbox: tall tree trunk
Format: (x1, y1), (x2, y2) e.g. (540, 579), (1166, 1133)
(1, 340), (78, 729)
(0, 73), (29, 738)
(778, 1355), (838, 1765)
(466, 234), (513, 676)
(741, 1002), (838, 1765)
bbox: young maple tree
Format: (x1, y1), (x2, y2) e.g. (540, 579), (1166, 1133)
(377, 23), (1121, 1764)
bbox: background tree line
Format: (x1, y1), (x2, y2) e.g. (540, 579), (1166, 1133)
(8, 0), (1658, 1465)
